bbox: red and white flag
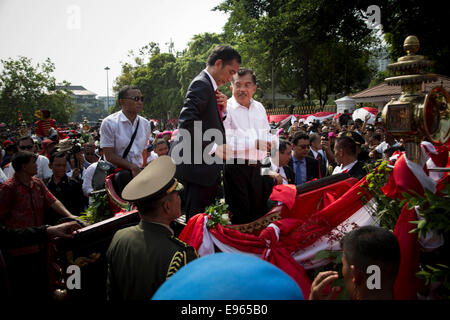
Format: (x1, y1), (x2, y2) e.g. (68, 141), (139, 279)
(179, 176), (377, 299)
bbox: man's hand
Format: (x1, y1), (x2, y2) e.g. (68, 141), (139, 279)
(215, 144), (233, 161)
(46, 221), (82, 238)
(272, 172), (287, 185)
(309, 271), (342, 300)
(321, 137), (331, 150)
(72, 167), (81, 179)
(130, 164), (142, 177)
(216, 90), (228, 114)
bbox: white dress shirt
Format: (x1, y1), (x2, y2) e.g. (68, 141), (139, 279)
(100, 111), (150, 167)
(223, 96), (277, 162)
(332, 160), (358, 175)
(270, 159), (288, 185)
(203, 68), (218, 92)
(82, 162), (97, 197)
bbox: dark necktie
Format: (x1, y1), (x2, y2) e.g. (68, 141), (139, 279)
(316, 153), (322, 178)
(215, 89), (223, 121)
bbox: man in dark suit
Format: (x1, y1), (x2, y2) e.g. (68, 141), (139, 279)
(332, 136), (368, 180)
(169, 46), (241, 221)
(288, 132), (320, 185)
(308, 133), (328, 178)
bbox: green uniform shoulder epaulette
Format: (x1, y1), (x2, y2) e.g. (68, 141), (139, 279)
(166, 235), (199, 279)
(168, 235), (190, 247)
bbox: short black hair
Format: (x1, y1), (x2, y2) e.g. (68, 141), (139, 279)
(309, 133), (320, 145)
(118, 85), (140, 101)
(206, 45), (241, 67)
(154, 139), (169, 148)
(335, 136), (357, 156)
(292, 132), (310, 146)
(49, 150), (67, 164)
(279, 139), (291, 153)
(232, 68), (256, 84)
(11, 151), (37, 172)
(18, 136), (34, 146)
(341, 226), (400, 280)
(372, 133), (382, 142)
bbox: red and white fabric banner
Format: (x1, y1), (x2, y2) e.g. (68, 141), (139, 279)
(303, 112), (337, 124)
(179, 176), (376, 299)
(382, 142), (448, 299)
(352, 107), (378, 124)
(267, 112), (337, 125)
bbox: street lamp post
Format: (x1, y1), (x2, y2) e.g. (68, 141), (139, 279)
(104, 66), (110, 111)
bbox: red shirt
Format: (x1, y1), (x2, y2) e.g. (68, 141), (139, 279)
(0, 175), (56, 255)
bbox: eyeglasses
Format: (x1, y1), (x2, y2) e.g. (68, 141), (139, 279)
(19, 145), (34, 150)
(233, 83), (255, 89)
(295, 144), (310, 149)
(123, 96), (144, 102)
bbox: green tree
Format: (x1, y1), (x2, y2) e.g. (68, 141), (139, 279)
(379, 0), (450, 76)
(176, 33), (224, 97)
(215, 0), (380, 106)
(0, 56), (74, 125)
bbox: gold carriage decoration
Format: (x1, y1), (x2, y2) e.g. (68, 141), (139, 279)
(382, 35), (450, 163)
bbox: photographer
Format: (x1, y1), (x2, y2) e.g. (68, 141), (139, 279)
(56, 134), (86, 181)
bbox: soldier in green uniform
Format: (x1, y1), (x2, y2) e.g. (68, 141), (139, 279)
(106, 156), (198, 300)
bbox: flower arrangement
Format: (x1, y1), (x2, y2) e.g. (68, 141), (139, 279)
(205, 199), (232, 228)
(79, 193), (131, 225)
(359, 160), (403, 230)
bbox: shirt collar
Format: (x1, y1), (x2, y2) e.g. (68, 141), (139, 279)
(139, 219), (174, 235)
(203, 69), (218, 92)
(228, 96), (254, 110)
(118, 110), (129, 122)
(13, 174), (37, 189)
(293, 156), (305, 164)
(119, 110), (139, 125)
(342, 160), (358, 172)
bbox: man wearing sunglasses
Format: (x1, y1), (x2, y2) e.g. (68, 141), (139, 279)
(100, 85), (150, 178)
(3, 136), (52, 181)
(287, 132), (320, 185)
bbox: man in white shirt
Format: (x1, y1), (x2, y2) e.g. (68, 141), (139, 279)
(4, 136), (52, 181)
(223, 68), (277, 224)
(100, 86), (150, 178)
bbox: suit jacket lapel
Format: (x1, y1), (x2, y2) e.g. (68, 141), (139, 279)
(200, 70), (225, 134)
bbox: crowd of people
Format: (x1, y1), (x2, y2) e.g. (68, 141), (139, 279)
(1, 45), (412, 301)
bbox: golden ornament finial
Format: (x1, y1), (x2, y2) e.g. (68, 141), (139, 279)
(404, 35), (419, 55)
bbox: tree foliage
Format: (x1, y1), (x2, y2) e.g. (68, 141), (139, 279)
(378, 0), (450, 76)
(0, 56), (74, 125)
(112, 34), (226, 121)
(214, 0), (381, 106)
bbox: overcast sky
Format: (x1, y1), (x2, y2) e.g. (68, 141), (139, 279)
(0, 0), (229, 96)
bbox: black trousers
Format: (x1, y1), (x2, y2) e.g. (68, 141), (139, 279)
(181, 180), (219, 222)
(223, 162), (270, 225)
